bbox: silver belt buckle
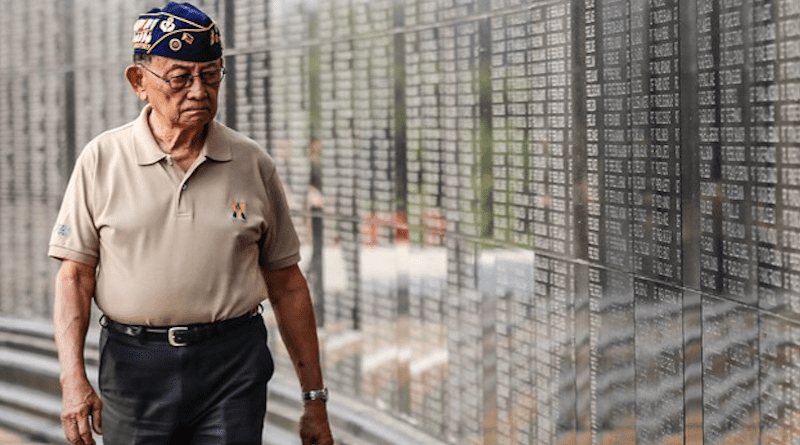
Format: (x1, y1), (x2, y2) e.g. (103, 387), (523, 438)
(168, 326), (189, 347)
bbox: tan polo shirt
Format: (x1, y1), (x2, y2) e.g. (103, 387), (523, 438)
(49, 106), (301, 326)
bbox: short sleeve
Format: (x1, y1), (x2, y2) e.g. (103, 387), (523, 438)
(259, 166), (301, 270)
(48, 148), (100, 267)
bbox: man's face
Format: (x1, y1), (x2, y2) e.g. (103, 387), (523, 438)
(139, 56), (222, 129)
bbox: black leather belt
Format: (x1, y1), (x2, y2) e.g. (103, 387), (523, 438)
(103, 312), (259, 347)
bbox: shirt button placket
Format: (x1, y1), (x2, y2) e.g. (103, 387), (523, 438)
(177, 181), (191, 216)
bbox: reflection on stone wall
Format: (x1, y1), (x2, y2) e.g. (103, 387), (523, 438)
(2, 0), (800, 443)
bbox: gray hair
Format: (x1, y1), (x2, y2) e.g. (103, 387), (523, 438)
(132, 53), (153, 64)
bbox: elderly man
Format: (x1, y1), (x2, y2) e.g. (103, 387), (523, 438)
(48, 3), (333, 444)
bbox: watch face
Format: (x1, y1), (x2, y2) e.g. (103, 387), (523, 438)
(305, 388), (328, 401)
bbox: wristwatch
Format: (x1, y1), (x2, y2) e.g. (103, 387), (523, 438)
(302, 387), (329, 402)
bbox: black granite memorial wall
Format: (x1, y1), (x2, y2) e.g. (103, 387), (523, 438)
(1, 0), (799, 443)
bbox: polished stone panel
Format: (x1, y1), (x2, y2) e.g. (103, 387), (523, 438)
(634, 281), (684, 444)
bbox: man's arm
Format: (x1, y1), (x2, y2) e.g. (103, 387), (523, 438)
(263, 264), (334, 445)
(54, 259), (103, 445)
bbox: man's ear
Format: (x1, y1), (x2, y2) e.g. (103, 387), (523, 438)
(125, 65), (147, 102)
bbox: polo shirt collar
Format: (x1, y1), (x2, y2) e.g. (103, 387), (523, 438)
(133, 106), (166, 166)
(202, 120), (232, 162)
(133, 105), (232, 165)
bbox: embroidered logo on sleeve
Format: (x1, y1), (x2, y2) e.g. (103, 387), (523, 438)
(55, 224), (72, 238)
(230, 202), (247, 221)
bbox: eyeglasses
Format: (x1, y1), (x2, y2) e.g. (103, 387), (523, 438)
(138, 64), (226, 90)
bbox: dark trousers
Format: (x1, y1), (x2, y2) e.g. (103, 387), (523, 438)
(99, 316), (274, 445)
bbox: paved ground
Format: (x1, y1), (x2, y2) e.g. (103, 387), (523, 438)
(0, 428), (51, 445)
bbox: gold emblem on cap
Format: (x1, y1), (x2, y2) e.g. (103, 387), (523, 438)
(169, 38), (182, 52)
(182, 32), (195, 44)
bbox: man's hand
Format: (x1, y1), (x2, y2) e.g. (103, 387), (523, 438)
(300, 401), (334, 445)
(60, 376), (102, 445)
(263, 265), (334, 444)
(54, 259), (99, 444)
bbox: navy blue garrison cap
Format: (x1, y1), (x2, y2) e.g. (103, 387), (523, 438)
(132, 2), (222, 62)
